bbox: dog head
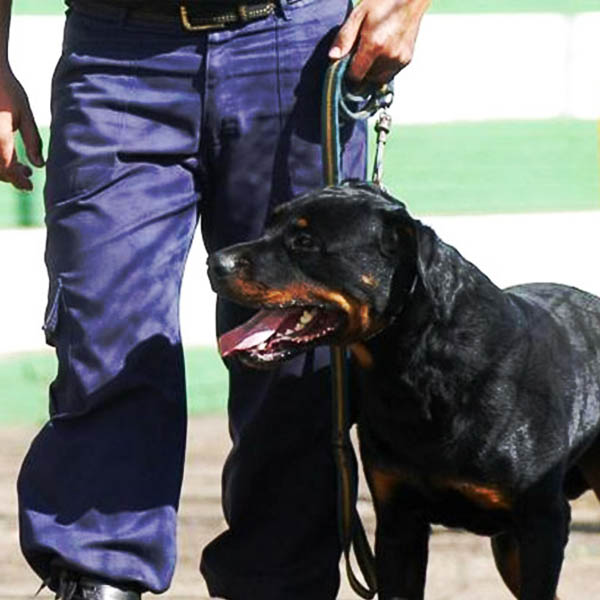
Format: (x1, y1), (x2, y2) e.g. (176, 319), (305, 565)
(208, 181), (419, 366)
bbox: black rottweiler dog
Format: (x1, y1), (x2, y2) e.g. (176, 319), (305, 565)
(208, 181), (600, 600)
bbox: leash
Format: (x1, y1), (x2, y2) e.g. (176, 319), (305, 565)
(322, 56), (394, 186)
(321, 54), (394, 599)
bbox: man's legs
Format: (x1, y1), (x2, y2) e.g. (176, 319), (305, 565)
(17, 10), (207, 593)
(199, 1), (367, 598)
(17, 1), (367, 597)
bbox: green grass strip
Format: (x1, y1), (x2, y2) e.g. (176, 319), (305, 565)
(0, 351), (57, 425)
(13, 0), (600, 15)
(0, 130), (48, 228)
(184, 347), (229, 415)
(0, 347), (228, 425)
(430, 0), (600, 13)
(377, 119), (600, 215)
(13, 0), (65, 15)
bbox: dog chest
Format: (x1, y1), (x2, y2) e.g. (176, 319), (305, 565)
(367, 464), (513, 536)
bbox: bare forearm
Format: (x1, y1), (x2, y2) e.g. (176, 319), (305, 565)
(0, 0), (12, 71)
(330, 0), (431, 84)
(0, 0), (44, 189)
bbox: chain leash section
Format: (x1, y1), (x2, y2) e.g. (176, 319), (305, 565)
(372, 107), (393, 187)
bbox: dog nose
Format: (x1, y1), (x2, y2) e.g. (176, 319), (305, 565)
(208, 250), (254, 284)
(208, 251), (239, 279)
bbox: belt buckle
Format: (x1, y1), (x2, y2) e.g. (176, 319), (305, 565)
(179, 4), (227, 32)
(237, 5), (250, 22)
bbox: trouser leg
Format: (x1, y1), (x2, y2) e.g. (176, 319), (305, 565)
(17, 11), (206, 593)
(199, 1), (367, 598)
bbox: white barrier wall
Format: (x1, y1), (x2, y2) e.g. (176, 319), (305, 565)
(10, 13), (600, 127)
(396, 13), (600, 122)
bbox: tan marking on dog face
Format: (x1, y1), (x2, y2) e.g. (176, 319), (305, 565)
(359, 304), (371, 332)
(225, 278), (381, 339)
(260, 286), (353, 312)
(230, 278), (269, 300)
(296, 217), (309, 228)
(320, 291), (375, 338)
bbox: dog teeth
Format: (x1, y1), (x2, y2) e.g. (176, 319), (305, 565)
(258, 342), (267, 350)
(300, 310), (314, 325)
(291, 309), (316, 333)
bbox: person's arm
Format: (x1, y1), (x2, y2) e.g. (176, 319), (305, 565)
(0, 0), (44, 191)
(329, 0), (431, 84)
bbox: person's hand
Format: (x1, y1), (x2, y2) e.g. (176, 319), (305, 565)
(0, 68), (44, 191)
(329, 0), (430, 85)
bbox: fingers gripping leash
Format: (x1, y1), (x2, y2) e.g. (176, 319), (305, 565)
(321, 55), (395, 189)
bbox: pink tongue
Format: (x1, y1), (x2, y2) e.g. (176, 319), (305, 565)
(218, 308), (297, 358)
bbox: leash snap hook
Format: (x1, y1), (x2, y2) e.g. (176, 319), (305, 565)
(372, 108), (392, 187)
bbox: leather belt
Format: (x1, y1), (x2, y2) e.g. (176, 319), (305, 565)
(68, 0), (278, 31)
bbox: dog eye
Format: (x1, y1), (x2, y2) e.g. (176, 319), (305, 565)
(288, 232), (319, 252)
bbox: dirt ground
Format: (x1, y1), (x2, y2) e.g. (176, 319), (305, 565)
(2, 416), (600, 599)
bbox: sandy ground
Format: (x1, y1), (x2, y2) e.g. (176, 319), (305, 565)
(2, 416), (600, 599)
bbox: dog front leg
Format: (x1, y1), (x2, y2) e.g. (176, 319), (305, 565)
(374, 503), (430, 600)
(514, 474), (570, 600)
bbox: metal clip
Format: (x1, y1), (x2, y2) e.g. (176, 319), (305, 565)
(237, 5), (249, 21)
(372, 109), (392, 187)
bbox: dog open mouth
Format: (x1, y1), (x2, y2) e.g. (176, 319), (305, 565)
(218, 306), (346, 365)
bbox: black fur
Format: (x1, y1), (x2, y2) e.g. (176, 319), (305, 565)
(208, 181), (600, 599)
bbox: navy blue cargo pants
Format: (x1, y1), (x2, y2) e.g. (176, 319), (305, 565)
(17, 2), (366, 598)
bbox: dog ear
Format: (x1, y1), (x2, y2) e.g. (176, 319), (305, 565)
(379, 204), (415, 258)
(415, 222), (436, 280)
(415, 223), (467, 322)
(380, 222), (415, 258)
(376, 207), (419, 318)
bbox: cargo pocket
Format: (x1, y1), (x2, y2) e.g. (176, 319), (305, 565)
(43, 278), (64, 347)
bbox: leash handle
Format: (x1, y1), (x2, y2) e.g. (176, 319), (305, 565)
(322, 54), (397, 600)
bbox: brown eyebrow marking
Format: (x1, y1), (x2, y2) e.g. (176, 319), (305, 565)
(296, 217), (309, 228)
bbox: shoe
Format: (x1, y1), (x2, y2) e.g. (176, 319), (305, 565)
(54, 570), (141, 600)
